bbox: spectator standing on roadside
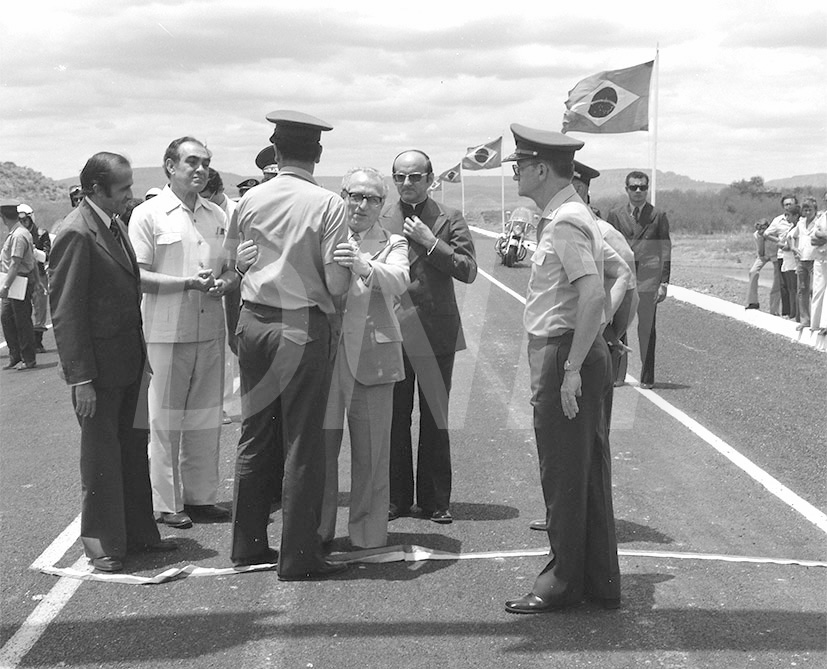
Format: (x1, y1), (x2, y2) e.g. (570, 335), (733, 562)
(1, 200), (37, 370)
(606, 171), (671, 389)
(17, 204), (50, 353)
(788, 197), (819, 330)
(129, 137), (235, 530)
(764, 195), (799, 318)
(379, 149), (478, 525)
(744, 218), (777, 312)
(810, 194), (827, 341)
(770, 204), (800, 321)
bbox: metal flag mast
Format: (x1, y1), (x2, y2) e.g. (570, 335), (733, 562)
(650, 45), (660, 207)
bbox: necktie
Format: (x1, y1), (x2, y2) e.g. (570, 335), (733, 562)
(350, 231), (361, 247)
(110, 217), (121, 241)
(633, 207), (640, 222)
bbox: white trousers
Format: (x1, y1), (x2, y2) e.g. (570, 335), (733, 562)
(147, 339), (224, 513)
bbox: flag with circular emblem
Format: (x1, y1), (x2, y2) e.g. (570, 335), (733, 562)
(562, 61), (654, 134)
(461, 137), (502, 170)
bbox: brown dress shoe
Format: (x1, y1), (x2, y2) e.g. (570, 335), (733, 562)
(158, 511), (193, 528)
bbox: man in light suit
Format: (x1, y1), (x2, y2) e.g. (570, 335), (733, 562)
(320, 167), (410, 550)
(49, 153), (176, 573)
(380, 150), (477, 525)
(606, 171), (671, 389)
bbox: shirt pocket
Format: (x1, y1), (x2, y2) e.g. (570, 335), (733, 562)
(531, 248), (547, 266)
(156, 232), (183, 246)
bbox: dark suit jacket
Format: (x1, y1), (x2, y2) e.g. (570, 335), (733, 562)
(606, 202), (671, 293)
(49, 200), (146, 388)
(379, 197), (477, 357)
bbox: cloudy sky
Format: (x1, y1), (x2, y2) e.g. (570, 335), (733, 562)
(2, 0), (825, 185)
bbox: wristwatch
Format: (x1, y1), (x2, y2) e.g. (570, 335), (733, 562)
(563, 360), (580, 373)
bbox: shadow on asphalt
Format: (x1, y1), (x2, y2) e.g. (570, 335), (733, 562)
(13, 572), (827, 664)
(654, 381), (691, 390)
(616, 519), (673, 544)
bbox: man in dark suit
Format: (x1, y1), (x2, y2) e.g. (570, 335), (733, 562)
(379, 150), (477, 524)
(50, 152), (176, 573)
(606, 171), (671, 389)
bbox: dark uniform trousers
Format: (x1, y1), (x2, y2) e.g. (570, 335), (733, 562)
(528, 332), (620, 604)
(389, 350), (454, 513)
(1, 276), (36, 365)
(231, 303), (332, 576)
(76, 370), (160, 559)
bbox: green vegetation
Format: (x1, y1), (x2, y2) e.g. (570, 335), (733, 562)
(0, 162), (73, 230)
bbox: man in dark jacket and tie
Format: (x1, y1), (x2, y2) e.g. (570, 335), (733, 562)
(606, 171), (671, 389)
(379, 149), (477, 525)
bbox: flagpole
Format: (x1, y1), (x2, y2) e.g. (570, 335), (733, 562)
(650, 45), (660, 207)
(460, 164), (466, 217)
(500, 161), (505, 228)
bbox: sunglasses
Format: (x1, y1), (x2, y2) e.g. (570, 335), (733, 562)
(627, 184), (649, 192)
(511, 162), (541, 177)
(345, 191), (383, 207)
(392, 172), (428, 184)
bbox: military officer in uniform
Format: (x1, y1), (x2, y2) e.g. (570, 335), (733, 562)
(504, 124), (620, 613)
(225, 110), (350, 580)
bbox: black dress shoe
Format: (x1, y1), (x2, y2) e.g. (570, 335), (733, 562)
(233, 548), (279, 567)
(91, 556), (123, 572)
(528, 519), (546, 531)
(157, 511), (193, 528)
(130, 539), (178, 553)
(504, 592), (571, 614)
(428, 509), (452, 524)
(388, 504), (402, 521)
(184, 504), (231, 521)
(3, 359), (21, 370)
(277, 560), (348, 581)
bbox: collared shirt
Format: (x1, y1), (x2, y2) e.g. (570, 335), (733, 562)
(86, 197), (114, 230)
(224, 166), (348, 313)
(524, 184), (604, 337)
(129, 185), (229, 343)
(765, 214), (792, 260)
(1, 223), (35, 275)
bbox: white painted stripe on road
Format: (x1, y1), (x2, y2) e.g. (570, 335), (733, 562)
(474, 257), (827, 536)
(477, 268), (526, 305)
(30, 514), (81, 570)
(0, 558), (85, 669)
(637, 385), (827, 534)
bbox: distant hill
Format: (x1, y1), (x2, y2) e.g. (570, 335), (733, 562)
(0, 162), (65, 202)
(766, 174), (826, 190)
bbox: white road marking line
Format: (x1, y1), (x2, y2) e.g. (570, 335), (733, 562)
(30, 514), (81, 570)
(474, 258), (827, 536)
(0, 558), (86, 669)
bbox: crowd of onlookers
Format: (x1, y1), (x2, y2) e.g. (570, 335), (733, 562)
(745, 194), (827, 343)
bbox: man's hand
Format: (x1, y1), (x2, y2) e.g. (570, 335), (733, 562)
(208, 277), (228, 298)
(185, 268), (215, 292)
(403, 216), (437, 249)
(73, 383), (96, 418)
(236, 239), (258, 273)
(333, 241), (370, 277)
(0, 285), (8, 299)
(560, 370), (581, 420)
(656, 282), (668, 303)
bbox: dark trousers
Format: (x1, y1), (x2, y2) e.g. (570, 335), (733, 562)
(76, 376), (160, 559)
(636, 291), (658, 386)
(797, 260), (814, 327)
(1, 279), (36, 365)
(779, 260), (798, 319)
(390, 351), (454, 513)
(231, 304), (332, 575)
(528, 333), (619, 604)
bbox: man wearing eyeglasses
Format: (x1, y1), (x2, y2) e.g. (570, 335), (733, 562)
(319, 167), (410, 550)
(503, 124), (618, 614)
(606, 171), (671, 389)
(379, 150), (477, 526)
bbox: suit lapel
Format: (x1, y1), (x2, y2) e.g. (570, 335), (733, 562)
(82, 203), (135, 275)
(631, 203), (654, 240)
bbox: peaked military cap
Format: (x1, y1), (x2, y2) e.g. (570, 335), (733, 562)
(573, 160), (600, 185)
(504, 123), (584, 162)
(266, 110), (333, 144)
(255, 145), (277, 170)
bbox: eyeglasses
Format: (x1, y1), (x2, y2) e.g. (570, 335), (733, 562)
(627, 184), (649, 192)
(392, 172), (428, 184)
(345, 191), (383, 207)
(512, 162), (541, 177)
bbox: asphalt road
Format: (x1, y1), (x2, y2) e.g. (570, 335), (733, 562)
(1, 229), (825, 669)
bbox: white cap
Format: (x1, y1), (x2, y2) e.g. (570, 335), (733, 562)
(17, 203), (33, 216)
